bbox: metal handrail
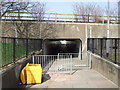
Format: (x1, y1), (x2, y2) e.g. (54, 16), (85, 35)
(1, 12), (120, 23)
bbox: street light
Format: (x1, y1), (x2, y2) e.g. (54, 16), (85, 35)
(106, 0), (110, 57)
(107, 0), (110, 38)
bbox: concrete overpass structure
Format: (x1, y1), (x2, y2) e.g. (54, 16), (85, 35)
(0, 22), (120, 89)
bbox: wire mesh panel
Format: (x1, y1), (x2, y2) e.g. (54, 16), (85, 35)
(32, 55), (73, 74)
(1, 37), (43, 67)
(1, 38), (14, 66)
(88, 38), (120, 65)
(15, 38), (27, 60)
(28, 39), (42, 54)
(117, 39), (120, 64)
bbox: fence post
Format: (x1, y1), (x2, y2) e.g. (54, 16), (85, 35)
(81, 40), (82, 60)
(114, 39), (117, 64)
(70, 55), (72, 74)
(101, 39), (103, 57)
(13, 38), (16, 63)
(32, 55), (35, 64)
(26, 38), (28, 57)
(55, 13), (57, 23)
(72, 15), (74, 23)
(4, 38), (7, 65)
(89, 52), (92, 69)
(34, 39), (35, 52)
(92, 39), (94, 53)
(88, 14), (89, 23)
(87, 38), (89, 51)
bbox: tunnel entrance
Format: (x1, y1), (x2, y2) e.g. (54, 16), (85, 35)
(32, 39), (92, 74)
(43, 39), (82, 55)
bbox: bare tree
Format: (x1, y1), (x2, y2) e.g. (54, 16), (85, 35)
(30, 2), (46, 21)
(0, 0), (31, 18)
(11, 21), (33, 38)
(1, 0), (33, 38)
(40, 23), (56, 39)
(92, 5), (104, 22)
(1, 1), (56, 38)
(28, 2), (56, 39)
(1, 0), (43, 38)
(73, 2), (104, 22)
(73, 2), (86, 22)
(104, 2), (118, 23)
(73, 2), (118, 23)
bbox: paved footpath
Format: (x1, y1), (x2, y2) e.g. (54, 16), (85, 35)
(24, 69), (118, 88)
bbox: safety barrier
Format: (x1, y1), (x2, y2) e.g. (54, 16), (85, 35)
(32, 55), (73, 74)
(32, 52), (91, 74)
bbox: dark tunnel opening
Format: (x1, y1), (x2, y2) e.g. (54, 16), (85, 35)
(43, 39), (82, 56)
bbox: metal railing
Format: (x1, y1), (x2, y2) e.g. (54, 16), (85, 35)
(58, 53), (91, 69)
(0, 37), (42, 67)
(32, 53), (92, 74)
(32, 55), (73, 74)
(87, 38), (120, 65)
(1, 12), (120, 24)
(58, 53), (82, 60)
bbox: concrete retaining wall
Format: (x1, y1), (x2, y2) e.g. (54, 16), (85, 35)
(91, 53), (120, 87)
(0, 58), (32, 89)
(1, 22), (119, 88)
(1, 22), (119, 52)
(54, 23), (119, 52)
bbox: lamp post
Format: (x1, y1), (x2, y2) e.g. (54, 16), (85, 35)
(106, 0), (110, 57)
(107, 0), (110, 38)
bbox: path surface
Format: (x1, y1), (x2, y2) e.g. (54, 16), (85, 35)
(24, 70), (118, 88)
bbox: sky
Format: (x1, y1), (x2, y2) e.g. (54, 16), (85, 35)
(5, 0), (119, 20)
(45, 1), (119, 14)
(28, 0), (118, 21)
(46, 2), (73, 14)
(19, 0), (119, 14)
(35, 0), (119, 2)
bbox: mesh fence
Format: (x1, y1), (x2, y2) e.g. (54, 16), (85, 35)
(88, 38), (120, 65)
(1, 37), (42, 67)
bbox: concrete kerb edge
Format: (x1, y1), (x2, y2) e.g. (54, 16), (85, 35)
(0, 58), (31, 76)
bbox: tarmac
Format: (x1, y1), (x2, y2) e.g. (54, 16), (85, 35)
(24, 69), (118, 88)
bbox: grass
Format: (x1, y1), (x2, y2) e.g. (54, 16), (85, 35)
(0, 41), (40, 67)
(101, 51), (120, 64)
(91, 49), (120, 65)
(108, 52), (120, 63)
(1, 43), (13, 66)
(1, 42), (27, 67)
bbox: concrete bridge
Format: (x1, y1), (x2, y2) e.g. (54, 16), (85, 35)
(1, 21), (119, 52)
(0, 22), (120, 89)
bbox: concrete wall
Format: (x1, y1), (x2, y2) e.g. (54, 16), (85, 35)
(91, 52), (120, 87)
(1, 22), (119, 52)
(0, 58), (32, 88)
(1, 22), (119, 88)
(54, 23), (119, 51)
